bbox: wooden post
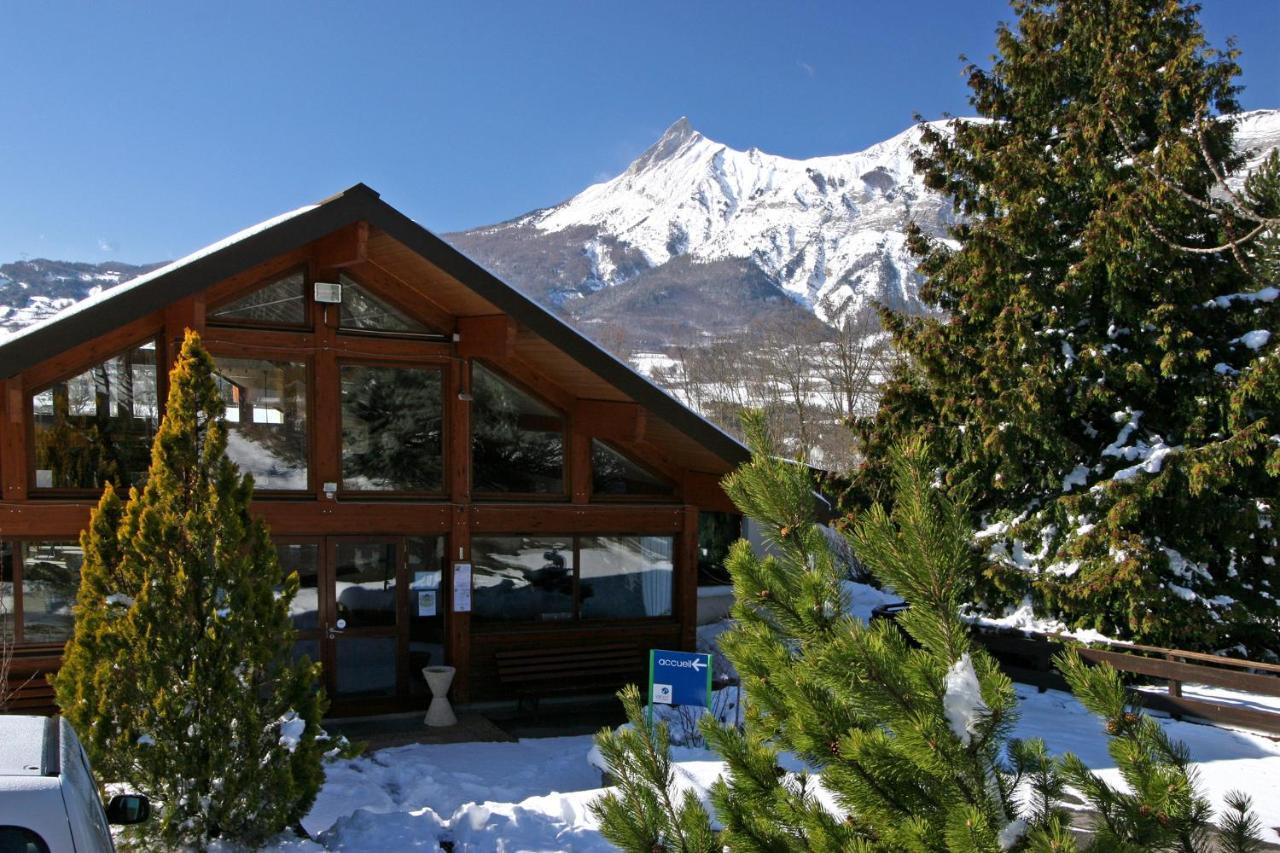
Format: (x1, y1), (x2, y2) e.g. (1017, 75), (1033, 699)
(1, 378), (27, 501)
(678, 505), (700, 651)
(312, 288), (340, 501)
(163, 295), (206, 348)
(449, 504), (472, 702)
(450, 359), (471, 504)
(448, 357), (472, 702)
(569, 428), (590, 504)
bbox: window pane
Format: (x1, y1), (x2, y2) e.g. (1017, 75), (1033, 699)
(213, 357), (308, 490)
(31, 341), (159, 490)
(209, 270), (307, 326)
(338, 275), (436, 335)
(580, 536), (674, 619)
(472, 535), (574, 623)
(20, 542), (84, 644)
(592, 440), (674, 496)
(1, 542), (14, 642)
(334, 542), (397, 629)
(341, 365), (444, 491)
(276, 543), (319, 631)
(335, 636), (397, 697)
(698, 512), (741, 586)
(471, 364), (564, 494)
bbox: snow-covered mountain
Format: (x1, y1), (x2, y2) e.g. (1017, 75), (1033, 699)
(448, 117), (957, 346)
(449, 109), (1280, 348)
(2, 110), (1277, 347)
(0, 259), (163, 335)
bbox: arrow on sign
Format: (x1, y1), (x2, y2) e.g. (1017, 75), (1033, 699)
(689, 657), (706, 673)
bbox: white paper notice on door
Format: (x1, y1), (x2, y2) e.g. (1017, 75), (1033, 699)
(452, 562), (472, 612)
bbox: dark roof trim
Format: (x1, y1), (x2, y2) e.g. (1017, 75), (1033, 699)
(0, 183), (749, 468)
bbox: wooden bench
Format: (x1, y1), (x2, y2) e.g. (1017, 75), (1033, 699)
(494, 643), (645, 711)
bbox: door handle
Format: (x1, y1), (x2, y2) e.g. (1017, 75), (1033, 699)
(327, 618), (347, 639)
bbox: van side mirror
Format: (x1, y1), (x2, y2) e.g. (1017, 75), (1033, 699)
(105, 794), (151, 825)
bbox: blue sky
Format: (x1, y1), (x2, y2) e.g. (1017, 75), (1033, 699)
(1, 1), (1276, 264)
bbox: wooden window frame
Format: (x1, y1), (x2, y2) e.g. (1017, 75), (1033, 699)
(469, 532), (678, 632)
(206, 344), (316, 497)
(25, 334), (163, 499)
(206, 265), (313, 333)
(336, 358), (450, 500)
(469, 360), (569, 502)
(588, 438), (679, 504)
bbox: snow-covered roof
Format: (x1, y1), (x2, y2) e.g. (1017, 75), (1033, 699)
(0, 203), (317, 349)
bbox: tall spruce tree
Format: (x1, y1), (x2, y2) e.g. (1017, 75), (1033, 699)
(852, 0), (1280, 655)
(53, 330), (327, 849)
(592, 415), (1264, 851)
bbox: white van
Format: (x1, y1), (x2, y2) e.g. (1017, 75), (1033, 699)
(0, 716), (149, 853)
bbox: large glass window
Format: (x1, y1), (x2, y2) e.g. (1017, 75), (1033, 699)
(31, 341), (159, 491)
(341, 364), (444, 492)
(208, 270), (308, 327)
(592, 440), (674, 497)
(213, 357), (309, 490)
(471, 363), (564, 494)
(579, 536), (673, 619)
(472, 534), (674, 624)
(338, 274), (438, 336)
(472, 535), (575, 623)
(18, 542), (84, 645)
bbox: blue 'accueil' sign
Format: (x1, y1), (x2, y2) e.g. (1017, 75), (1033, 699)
(649, 648), (713, 709)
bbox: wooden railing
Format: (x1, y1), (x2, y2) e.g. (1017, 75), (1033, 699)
(0, 647), (60, 714)
(971, 626), (1280, 735)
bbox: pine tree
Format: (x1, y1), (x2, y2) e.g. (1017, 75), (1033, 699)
(1244, 150), (1280, 279)
(592, 415), (1264, 851)
(590, 685), (719, 853)
(852, 0), (1280, 655)
(53, 330), (327, 849)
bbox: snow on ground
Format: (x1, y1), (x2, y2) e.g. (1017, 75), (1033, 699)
(259, 683), (1280, 852)
(265, 582), (1280, 852)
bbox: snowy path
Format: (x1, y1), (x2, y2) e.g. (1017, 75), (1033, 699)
(260, 686), (1280, 852)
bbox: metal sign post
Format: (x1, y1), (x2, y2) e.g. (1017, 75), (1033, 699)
(647, 648), (713, 727)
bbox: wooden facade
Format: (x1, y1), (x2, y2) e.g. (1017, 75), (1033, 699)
(0, 185), (746, 716)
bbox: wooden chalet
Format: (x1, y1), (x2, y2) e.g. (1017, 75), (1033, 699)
(0, 184), (747, 716)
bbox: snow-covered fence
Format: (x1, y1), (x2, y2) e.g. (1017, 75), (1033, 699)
(972, 628), (1280, 734)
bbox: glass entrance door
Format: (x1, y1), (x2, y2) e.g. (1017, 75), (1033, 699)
(330, 538), (401, 702)
(275, 535), (447, 713)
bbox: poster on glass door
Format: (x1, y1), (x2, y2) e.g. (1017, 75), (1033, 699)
(453, 562), (472, 612)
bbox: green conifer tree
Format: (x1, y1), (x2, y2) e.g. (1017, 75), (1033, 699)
(53, 330), (326, 849)
(593, 414), (1263, 851)
(851, 0), (1280, 655)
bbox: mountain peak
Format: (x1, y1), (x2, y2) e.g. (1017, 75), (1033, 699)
(629, 117), (704, 173)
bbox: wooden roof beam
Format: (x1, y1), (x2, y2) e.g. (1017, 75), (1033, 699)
(457, 315), (516, 360)
(313, 221), (368, 272)
(575, 400), (646, 444)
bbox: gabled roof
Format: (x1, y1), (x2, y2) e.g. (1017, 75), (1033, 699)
(0, 184), (749, 470)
